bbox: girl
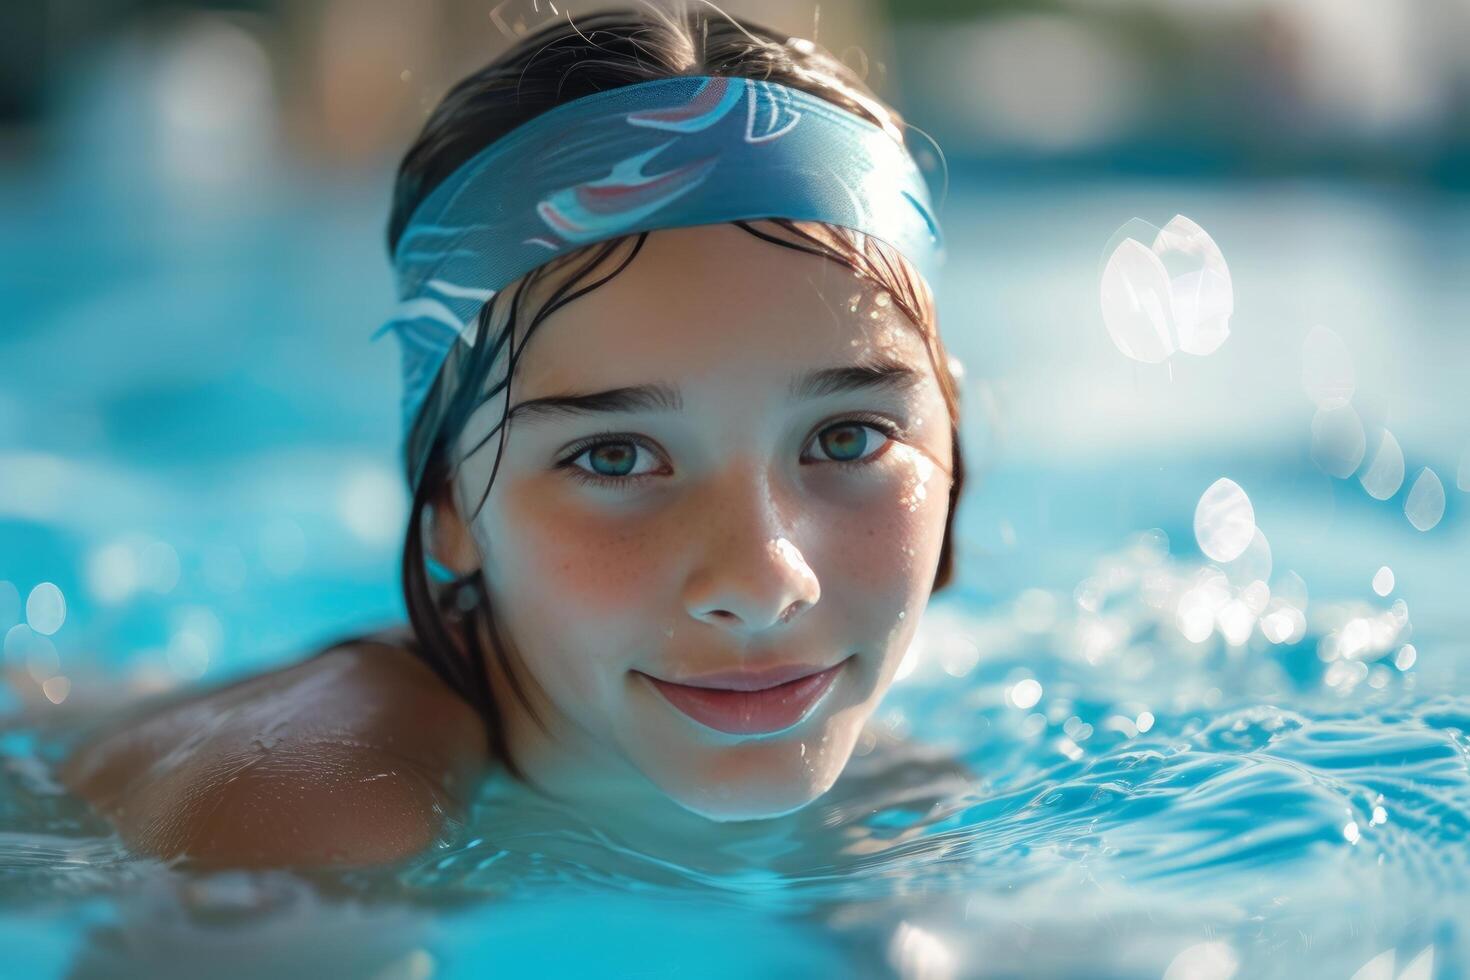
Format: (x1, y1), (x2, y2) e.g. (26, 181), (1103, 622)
(59, 3), (966, 868)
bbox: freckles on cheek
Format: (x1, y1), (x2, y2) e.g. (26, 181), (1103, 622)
(512, 504), (663, 614)
(831, 508), (924, 595)
(827, 462), (947, 595)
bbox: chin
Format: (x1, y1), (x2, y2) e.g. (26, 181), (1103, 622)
(656, 734), (860, 823)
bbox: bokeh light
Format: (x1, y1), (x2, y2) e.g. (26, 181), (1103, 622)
(25, 582), (66, 636)
(1310, 404), (1367, 478)
(1099, 214), (1232, 365)
(1358, 428), (1405, 500)
(1372, 566), (1395, 597)
(1404, 467), (1445, 531)
(338, 464), (409, 548)
(1193, 478), (1255, 563)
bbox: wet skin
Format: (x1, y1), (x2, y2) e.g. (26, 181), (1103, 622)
(61, 222), (956, 867)
(59, 629), (488, 868)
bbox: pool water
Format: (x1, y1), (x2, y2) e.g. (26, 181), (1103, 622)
(5, 46), (1470, 977)
(3, 525), (1469, 978)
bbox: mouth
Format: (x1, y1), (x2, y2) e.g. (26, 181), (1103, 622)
(636, 656), (852, 736)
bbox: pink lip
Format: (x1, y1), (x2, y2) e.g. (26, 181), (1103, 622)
(638, 657), (850, 736)
(663, 662), (838, 692)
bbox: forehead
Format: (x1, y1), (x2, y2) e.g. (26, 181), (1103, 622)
(511, 223), (930, 398)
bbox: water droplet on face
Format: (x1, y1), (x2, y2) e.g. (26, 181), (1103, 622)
(1404, 468), (1445, 531)
(1310, 404), (1366, 478)
(1194, 478), (1255, 563)
(1372, 566), (1395, 597)
(1359, 428), (1405, 500)
(1301, 325), (1356, 408)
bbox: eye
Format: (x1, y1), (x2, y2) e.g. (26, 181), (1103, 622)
(802, 417), (898, 466)
(557, 433), (666, 488)
(555, 416), (903, 491)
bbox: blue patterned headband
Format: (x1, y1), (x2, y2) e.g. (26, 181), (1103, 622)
(377, 73), (946, 456)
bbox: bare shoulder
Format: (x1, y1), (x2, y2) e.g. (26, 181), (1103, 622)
(59, 627), (490, 869)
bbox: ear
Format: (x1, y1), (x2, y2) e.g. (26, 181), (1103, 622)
(425, 479), (482, 576)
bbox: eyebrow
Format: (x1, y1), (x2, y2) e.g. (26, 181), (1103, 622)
(506, 356), (925, 426)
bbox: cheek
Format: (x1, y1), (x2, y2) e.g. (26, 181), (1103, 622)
(490, 484), (668, 619)
(478, 486), (674, 713)
(822, 447), (951, 597)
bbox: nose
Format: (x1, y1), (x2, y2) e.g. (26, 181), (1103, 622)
(681, 468), (821, 634)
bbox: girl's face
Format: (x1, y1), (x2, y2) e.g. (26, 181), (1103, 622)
(442, 223), (955, 822)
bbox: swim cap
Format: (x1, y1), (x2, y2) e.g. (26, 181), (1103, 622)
(377, 73), (946, 483)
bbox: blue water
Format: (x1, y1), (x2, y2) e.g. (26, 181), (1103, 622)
(3, 40), (1470, 980)
(3, 569), (1468, 977)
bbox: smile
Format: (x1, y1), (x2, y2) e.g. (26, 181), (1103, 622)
(637, 656), (851, 736)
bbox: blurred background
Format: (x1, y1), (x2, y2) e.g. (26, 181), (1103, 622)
(1, 0), (1467, 712)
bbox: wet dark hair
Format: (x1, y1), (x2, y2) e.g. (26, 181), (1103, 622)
(388, 2), (966, 776)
